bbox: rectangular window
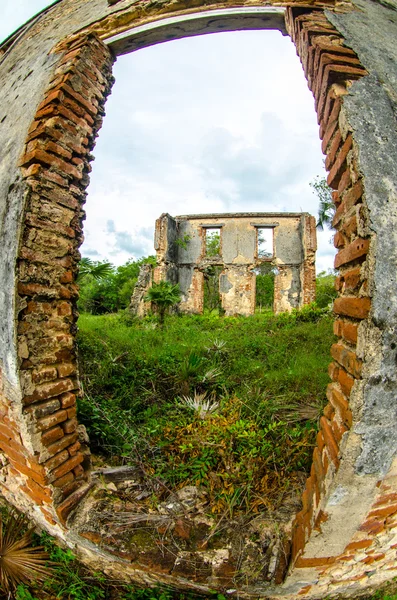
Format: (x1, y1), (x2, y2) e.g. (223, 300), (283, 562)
(257, 227), (273, 259)
(205, 227), (221, 257)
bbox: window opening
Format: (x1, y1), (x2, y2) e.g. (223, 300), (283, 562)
(205, 227), (221, 257)
(203, 265), (223, 312)
(254, 263), (277, 312)
(257, 227), (274, 259)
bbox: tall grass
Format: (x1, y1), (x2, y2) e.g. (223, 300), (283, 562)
(77, 306), (334, 514)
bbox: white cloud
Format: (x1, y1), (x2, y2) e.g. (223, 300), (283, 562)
(1, 4), (334, 272)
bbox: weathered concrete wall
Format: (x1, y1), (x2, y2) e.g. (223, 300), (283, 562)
(151, 212), (317, 315)
(1, 0), (397, 596)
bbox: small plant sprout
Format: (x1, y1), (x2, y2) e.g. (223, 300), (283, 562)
(205, 338), (227, 353)
(179, 391), (219, 419)
(201, 366), (222, 383)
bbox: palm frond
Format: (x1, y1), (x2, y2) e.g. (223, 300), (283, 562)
(0, 511), (52, 594)
(179, 391), (219, 419)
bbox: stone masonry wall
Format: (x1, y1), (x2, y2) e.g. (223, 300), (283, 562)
(150, 212), (317, 316)
(0, 34), (115, 526)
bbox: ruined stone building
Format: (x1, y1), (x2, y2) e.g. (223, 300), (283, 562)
(1, 0), (397, 597)
(131, 212), (317, 316)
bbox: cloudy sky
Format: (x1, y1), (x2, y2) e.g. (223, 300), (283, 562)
(1, 1), (335, 272)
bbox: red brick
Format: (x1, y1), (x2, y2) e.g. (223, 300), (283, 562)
(44, 449), (70, 472)
(333, 180), (364, 226)
(23, 378), (75, 405)
(359, 519), (385, 534)
(45, 432), (78, 458)
(24, 398), (61, 419)
(333, 231), (345, 249)
(57, 363), (77, 378)
(337, 168), (352, 197)
(24, 478), (52, 504)
(295, 555), (336, 568)
(316, 431), (325, 452)
(327, 383), (352, 427)
(32, 367), (58, 384)
(67, 406), (77, 419)
(73, 464), (85, 479)
(343, 267), (362, 291)
(320, 416), (340, 467)
(338, 368), (355, 396)
(68, 441), (81, 456)
(345, 539), (373, 551)
(374, 493), (397, 507)
(52, 472), (75, 489)
(328, 361), (339, 382)
(327, 134), (353, 189)
(49, 453), (84, 482)
(20, 148), (82, 180)
(312, 447), (324, 487)
(62, 418), (77, 434)
(41, 426), (65, 446)
(342, 321), (358, 344)
(10, 459), (47, 486)
(341, 213), (358, 239)
(325, 129), (342, 171)
(333, 319), (343, 337)
(335, 237), (370, 269)
(56, 482), (94, 523)
(331, 343), (362, 377)
(334, 297), (371, 320)
(60, 391), (76, 408)
(368, 503), (397, 519)
(37, 410), (68, 432)
(323, 403), (335, 420)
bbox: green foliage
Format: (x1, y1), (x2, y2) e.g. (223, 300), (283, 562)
(144, 280), (181, 325)
(255, 263), (276, 310)
(205, 231), (221, 257)
(203, 265), (223, 312)
(316, 270), (337, 308)
(174, 234), (191, 251)
(77, 308), (334, 515)
(310, 175), (334, 230)
(78, 258), (114, 282)
(78, 256), (156, 314)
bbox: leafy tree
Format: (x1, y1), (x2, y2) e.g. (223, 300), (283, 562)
(144, 280), (181, 326)
(255, 263), (276, 310)
(316, 270), (337, 308)
(203, 265), (223, 312)
(78, 256), (156, 314)
(205, 231), (221, 256)
(310, 176), (334, 230)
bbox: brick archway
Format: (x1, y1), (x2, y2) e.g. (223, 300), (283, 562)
(1, 0), (397, 595)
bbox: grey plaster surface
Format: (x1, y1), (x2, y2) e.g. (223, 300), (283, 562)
(328, 0), (397, 476)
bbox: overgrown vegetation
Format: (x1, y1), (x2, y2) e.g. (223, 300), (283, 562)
(77, 304), (333, 516)
(78, 256), (156, 314)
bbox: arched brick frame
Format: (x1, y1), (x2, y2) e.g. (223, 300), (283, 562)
(1, 0), (397, 595)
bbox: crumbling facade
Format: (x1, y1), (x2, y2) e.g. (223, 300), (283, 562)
(1, 0), (397, 597)
(139, 212), (317, 316)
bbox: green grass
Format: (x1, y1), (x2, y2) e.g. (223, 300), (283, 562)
(77, 305), (334, 515)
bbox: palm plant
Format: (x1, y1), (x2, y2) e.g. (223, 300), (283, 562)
(144, 280), (181, 326)
(179, 391), (219, 419)
(77, 257), (114, 282)
(0, 509), (52, 595)
(310, 175), (335, 230)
